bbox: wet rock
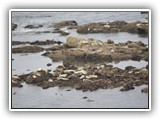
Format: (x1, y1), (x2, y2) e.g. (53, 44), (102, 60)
(68, 74), (79, 80)
(12, 41), (30, 45)
(47, 63), (52, 66)
(12, 81), (23, 88)
(120, 83), (135, 91)
(125, 66), (135, 71)
(30, 40), (55, 45)
(146, 64), (149, 70)
(106, 39), (114, 44)
(66, 36), (85, 48)
(136, 21), (148, 34)
(52, 20), (78, 29)
(82, 97), (87, 99)
(12, 23), (17, 30)
(141, 87), (148, 93)
(76, 21), (148, 34)
(66, 89), (71, 91)
(24, 24), (43, 29)
(12, 46), (44, 53)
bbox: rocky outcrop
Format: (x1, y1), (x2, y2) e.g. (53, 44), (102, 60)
(12, 46), (44, 53)
(43, 36), (148, 62)
(17, 62), (148, 91)
(52, 20), (78, 29)
(24, 24), (43, 29)
(76, 21), (148, 34)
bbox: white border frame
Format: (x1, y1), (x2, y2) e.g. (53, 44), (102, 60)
(9, 9), (151, 111)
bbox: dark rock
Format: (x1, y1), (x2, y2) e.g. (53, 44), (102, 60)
(146, 64), (149, 70)
(82, 97), (88, 99)
(47, 63), (52, 66)
(12, 46), (44, 53)
(12, 23), (17, 30)
(52, 20), (78, 29)
(106, 39), (114, 44)
(120, 83), (135, 91)
(24, 24), (43, 29)
(141, 87), (148, 93)
(12, 41), (30, 46)
(125, 66), (135, 71)
(30, 40), (55, 45)
(66, 89), (71, 91)
(12, 81), (23, 88)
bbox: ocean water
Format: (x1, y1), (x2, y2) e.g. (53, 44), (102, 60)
(11, 11), (149, 109)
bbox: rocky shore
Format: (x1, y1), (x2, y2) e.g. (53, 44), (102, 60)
(12, 36), (149, 92)
(12, 61), (148, 92)
(12, 20), (149, 93)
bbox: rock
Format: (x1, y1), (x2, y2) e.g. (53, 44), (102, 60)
(141, 87), (148, 93)
(52, 20), (78, 28)
(12, 23), (17, 30)
(136, 22), (148, 34)
(12, 41), (30, 45)
(66, 89), (71, 91)
(68, 74), (79, 80)
(12, 80), (23, 88)
(66, 36), (85, 48)
(120, 83), (135, 91)
(12, 46), (44, 53)
(106, 39), (114, 44)
(82, 97), (87, 99)
(30, 40), (55, 45)
(24, 24), (43, 29)
(125, 66), (135, 71)
(47, 63), (52, 66)
(74, 84), (82, 90)
(146, 64), (149, 70)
